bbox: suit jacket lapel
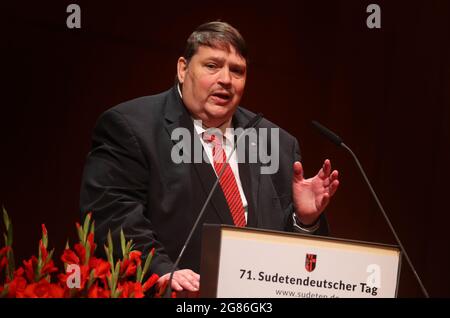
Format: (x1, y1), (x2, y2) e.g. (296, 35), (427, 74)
(163, 87), (233, 225)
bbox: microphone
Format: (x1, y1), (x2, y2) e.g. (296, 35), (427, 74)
(311, 120), (430, 298)
(163, 112), (264, 297)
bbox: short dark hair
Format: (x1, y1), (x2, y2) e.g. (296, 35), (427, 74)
(183, 21), (248, 64)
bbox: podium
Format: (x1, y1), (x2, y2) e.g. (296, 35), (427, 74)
(200, 225), (401, 298)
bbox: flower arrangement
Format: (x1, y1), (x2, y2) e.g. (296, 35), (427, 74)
(0, 207), (160, 298)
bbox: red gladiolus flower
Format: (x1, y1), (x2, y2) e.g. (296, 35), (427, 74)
(0, 256), (7, 271)
(129, 250), (142, 266)
(118, 282), (144, 298)
(5, 275), (27, 298)
(1, 210), (159, 298)
(74, 243), (86, 264)
(88, 283), (110, 298)
(61, 249), (80, 265)
(41, 224), (48, 236)
(14, 267), (25, 278)
(41, 260), (58, 276)
(39, 240), (48, 262)
(119, 259), (136, 278)
(154, 280), (175, 298)
(88, 257), (110, 279)
(23, 256), (38, 282)
(87, 233), (96, 255)
(23, 279), (64, 298)
(142, 273), (159, 292)
(1, 246), (11, 271)
(0, 246), (10, 257)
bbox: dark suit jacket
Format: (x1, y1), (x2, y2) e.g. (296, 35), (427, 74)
(80, 86), (328, 276)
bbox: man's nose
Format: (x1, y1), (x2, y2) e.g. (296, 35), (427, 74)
(217, 67), (232, 86)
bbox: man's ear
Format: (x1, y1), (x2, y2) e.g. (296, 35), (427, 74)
(177, 57), (188, 84)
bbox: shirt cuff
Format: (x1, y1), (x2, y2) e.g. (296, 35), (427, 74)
(292, 213), (321, 233)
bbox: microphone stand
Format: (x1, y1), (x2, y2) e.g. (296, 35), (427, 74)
(312, 120), (430, 298)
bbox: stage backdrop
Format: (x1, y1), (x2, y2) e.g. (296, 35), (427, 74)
(3, 0), (449, 297)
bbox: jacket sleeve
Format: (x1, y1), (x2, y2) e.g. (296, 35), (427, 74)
(80, 109), (174, 276)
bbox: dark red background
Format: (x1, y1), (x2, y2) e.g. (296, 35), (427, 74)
(3, 1), (449, 297)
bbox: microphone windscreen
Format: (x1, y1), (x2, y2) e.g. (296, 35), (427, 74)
(311, 120), (343, 146)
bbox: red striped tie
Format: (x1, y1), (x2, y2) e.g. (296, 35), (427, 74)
(203, 133), (246, 227)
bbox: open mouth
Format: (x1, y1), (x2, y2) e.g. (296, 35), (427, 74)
(210, 92), (232, 104)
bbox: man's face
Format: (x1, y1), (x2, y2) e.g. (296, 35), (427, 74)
(177, 45), (247, 127)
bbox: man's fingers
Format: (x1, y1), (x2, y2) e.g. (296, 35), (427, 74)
(188, 272), (200, 289)
(329, 180), (340, 197)
(321, 193), (330, 208)
(322, 170), (338, 188)
(171, 279), (184, 292)
(174, 270), (200, 292)
(182, 270), (200, 289)
(330, 170), (339, 181)
(323, 159), (331, 177)
(293, 161), (304, 181)
(327, 170), (339, 197)
(318, 159), (331, 179)
(157, 274), (183, 292)
(159, 270), (200, 293)
(191, 271), (201, 281)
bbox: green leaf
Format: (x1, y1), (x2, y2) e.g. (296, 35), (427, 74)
(104, 245), (114, 270)
(38, 244), (42, 263)
(89, 220), (95, 235)
(6, 225), (13, 247)
(141, 248), (154, 281)
(136, 264), (143, 283)
(2, 206), (10, 230)
(87, 269), (96, 290)
(107, 231), (114, 263)
(112, 289), (121, 299)
(120, 229), (126, 259)
(106, 273), (112, 290)
(65, 240), (70, 250)
(107, 231), (113, 252)
(47, 249), (54, 264)
(111, 261), (121, 296)
(6, 250), (15, 281)
(125, 241), (132, 258)
(35, 257), (42, 282)
(85, 240), (91, 265)
(114, 262), (120, 280)
(82, 213), (91, 244)
(2, 207), (13, 247)
(104, 245), (109, 260)
(42, 228), (48, 249)
(76, 223), (84, 243)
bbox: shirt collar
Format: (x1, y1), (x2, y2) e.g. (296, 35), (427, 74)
(193, 118), (234, 145)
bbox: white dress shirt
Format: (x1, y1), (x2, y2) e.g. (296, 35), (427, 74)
(177, 84), (248, 223)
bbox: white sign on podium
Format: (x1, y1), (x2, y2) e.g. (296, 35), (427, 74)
(200, 225), (401, 298)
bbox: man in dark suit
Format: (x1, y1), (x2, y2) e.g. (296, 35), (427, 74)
(80, 21), (339, 295)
